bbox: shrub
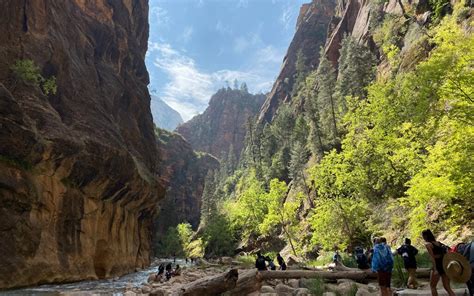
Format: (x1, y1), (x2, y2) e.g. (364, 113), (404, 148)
(302, 277), (325, 296)
(10, 59), (57, 95)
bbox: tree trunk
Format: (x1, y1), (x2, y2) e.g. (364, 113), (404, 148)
(227, 269), (263, 296)
(175, 268), (239, 296)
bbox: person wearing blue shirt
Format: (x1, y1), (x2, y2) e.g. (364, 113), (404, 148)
(372, 237), (394, 296)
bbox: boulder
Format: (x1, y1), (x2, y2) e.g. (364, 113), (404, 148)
(275, 283), (296, 295)
(288, 279), (300, 288)
(295, 287), (312, 295)
(322, 292), (337, 296)
(261, 285), (277, 293)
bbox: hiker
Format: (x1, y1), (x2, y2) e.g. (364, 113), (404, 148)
(185, 258), (188, 264)
(372, 237), (394, 296)
(422, 229), (456, 296)
(173, 264), (181, 276)
(397, 238), (419, 289)
(265, 256), (276, 270)
(355, 246), (370, 270)
(255, 252), (267, 271)
(456, 241), (474, 296)
(277, 253), (287, 270)
(443, 246), (472, 295)
(333, 250), (342, 265)
(165, 263), (173, 281)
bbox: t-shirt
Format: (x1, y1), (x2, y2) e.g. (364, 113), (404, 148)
(397, 244), (418, 269)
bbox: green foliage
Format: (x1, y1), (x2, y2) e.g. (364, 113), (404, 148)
(202, 213), (237, 257)
(11, 59), (42, 85)
(156, 226), (184, 257)
(429, 0), (451, 22)
(177, 223), (193, 256)
(10, 59), (57, 95)
(302, 278), (325, 296)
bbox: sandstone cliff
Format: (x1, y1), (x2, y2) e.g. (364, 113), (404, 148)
(176, 88), (265, 159)
(154, 129), (219, 239)
(0, 0), (164, 289)
(258, 0), (337, 123)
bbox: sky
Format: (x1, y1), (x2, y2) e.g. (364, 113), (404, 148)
(146, 0), (308, 121)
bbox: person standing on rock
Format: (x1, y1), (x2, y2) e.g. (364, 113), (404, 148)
(422, 229), (456, 296)
(372, 237), (394, 296)
(277, 253), (287, 270)
(397, 238), (419, 289)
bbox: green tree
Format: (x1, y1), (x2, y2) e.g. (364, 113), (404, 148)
(289, 141), (312, 207)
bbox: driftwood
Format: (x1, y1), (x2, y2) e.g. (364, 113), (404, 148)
(176, 268), (238, 296)
(227, 269), (263, 296)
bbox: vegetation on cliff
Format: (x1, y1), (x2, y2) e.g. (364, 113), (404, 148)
(175, 3), (473, 258)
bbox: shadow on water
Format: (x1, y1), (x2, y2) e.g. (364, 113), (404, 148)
(0, 258), (193, 296)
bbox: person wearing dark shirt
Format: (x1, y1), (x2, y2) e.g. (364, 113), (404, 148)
(277, 253), (287, 270)
(397, 238), (419, 288)
(255, 252), (267, 271)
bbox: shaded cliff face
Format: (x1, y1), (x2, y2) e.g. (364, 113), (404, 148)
(151, 95), (184, 131)
(258, 0), (337, 123)
(176, 88), (265, 159)
(154, 130), (219, 237)
(0, 0), (164, 289)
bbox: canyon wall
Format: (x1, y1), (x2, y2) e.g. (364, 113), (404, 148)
(176, 88), (265, 159)
(0, 0), (164, 289)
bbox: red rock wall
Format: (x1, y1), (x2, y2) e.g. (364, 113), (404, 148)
(0, 0), (164, 289)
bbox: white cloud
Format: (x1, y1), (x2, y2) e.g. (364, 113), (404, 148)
(182, 26), (194, 43)
(233, 32), (261, 54)
(280, 5), (294, 30)
(237, 0), (249, 8)
(215, 20), (232, 35)
(150, 42), (284, 121)
(149, 6), (169, 27)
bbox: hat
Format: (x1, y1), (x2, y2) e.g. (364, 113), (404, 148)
(443, 252), (472, 283)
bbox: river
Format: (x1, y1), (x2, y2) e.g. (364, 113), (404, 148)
(1, 258), (193, 296)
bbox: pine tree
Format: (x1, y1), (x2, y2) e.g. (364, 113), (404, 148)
(315, 47), (339, 147)
(289, 141), (313, 207)
(335, 35), (376, 114)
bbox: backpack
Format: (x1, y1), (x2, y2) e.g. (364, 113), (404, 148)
(256, 256), (266, 270)
(356, 253), (369, 269)
(376, 245), (393, 271)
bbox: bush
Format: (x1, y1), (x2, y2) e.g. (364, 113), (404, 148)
(302, 277), (325, 296)
(10, 59), (57, 95)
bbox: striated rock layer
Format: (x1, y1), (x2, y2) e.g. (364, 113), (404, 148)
(176, 88), (265, 159)
(0, 0), (164, 289)
(154, 130), (219, 236)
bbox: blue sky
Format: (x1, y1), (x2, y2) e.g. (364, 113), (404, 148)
(146, 0), (308, 121)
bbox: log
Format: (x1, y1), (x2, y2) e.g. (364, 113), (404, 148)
(227, 269), (263, 296)
(260, 270), (369, 281)
(175, 268), (239, 296)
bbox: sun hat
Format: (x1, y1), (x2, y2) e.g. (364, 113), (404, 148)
(443, 252), (472, 283)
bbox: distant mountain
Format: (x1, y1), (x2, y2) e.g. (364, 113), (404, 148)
(151, 95), (184, 131)
(176, 87), (266, 159)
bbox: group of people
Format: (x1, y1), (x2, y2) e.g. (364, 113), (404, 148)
(255, 252), (287, 271)
(149, 262), (181, 283)
(363, 229), (472, 296)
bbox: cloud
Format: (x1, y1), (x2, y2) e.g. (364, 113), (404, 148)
(215, 20), (232, 35)
(280, 4), (294, 30)
(182, 26), (194, 43)
(233, 32), (261, 54)
(237, 0), (249, 8)
(149, 42), (282, 121)
(149, 6), (169, 27)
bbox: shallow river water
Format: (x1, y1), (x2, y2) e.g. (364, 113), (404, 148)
(1, 259), (192, 296)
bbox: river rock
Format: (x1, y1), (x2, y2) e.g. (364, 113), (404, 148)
(322, 292), (337, 296)
(219, 257), (234, 264)
(295, 287), (311, 295)
(262, 285), (277, 293)
(288, 279), (300, 288)
(275, 283), (296, 295)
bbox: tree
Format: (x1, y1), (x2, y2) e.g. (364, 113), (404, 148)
(10, 59), (57, 95)
(288, 141), (312, 207)
(260, 179), (300, 256)
(315, 48), (339, 147)
(240, 82), (249, 93)
(335, 36), (376, 112)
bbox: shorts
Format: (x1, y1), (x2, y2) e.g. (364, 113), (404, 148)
(377, 271), (392, 288)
